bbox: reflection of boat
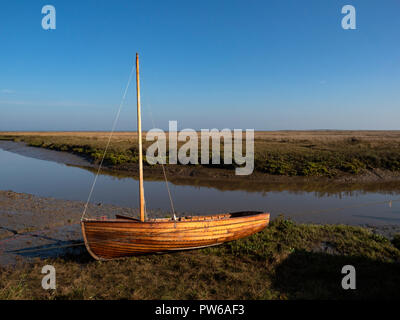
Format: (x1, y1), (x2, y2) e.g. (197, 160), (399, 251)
(81, 53), (270, 260)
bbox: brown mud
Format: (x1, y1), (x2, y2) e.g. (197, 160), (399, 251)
(0, 190), (166, 266)
(107, 163), (400, 194)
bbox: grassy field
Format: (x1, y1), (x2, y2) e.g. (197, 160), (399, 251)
(1, 130), (400, 177)
(1, 217), (400, 300)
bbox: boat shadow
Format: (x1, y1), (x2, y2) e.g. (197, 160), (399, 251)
(272, 249), (400, 299)
(6, 240), (92, 263)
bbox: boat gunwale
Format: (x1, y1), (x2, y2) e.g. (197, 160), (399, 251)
(82, 211), (270, 225)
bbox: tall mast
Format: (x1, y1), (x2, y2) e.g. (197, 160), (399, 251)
(136, 53), (145, 222)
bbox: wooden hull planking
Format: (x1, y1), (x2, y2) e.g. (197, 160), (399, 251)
(81, 211), (270, 260)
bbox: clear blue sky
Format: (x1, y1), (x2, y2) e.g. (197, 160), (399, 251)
(0, 0), (399, 131)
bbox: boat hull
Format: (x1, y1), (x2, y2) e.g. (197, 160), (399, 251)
(81, 211), (270, 260)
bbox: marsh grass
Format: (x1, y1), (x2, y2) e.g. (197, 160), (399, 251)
(1, 131), (400, 176)
(1, 217), (399, 300)
(4, 131), (400, 175)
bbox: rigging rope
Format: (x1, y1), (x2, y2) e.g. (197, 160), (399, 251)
(80, 59), (136, 221)
(139, 64), (176, 220)
(147, 107), (177, 221)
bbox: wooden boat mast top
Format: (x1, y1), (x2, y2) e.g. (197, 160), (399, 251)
(136, 53), (145, 222)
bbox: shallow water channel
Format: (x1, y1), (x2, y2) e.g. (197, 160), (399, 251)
(1, 141), (400, 226)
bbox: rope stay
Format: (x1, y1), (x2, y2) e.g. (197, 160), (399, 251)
(147, 107), (177, 221)
(79, 56), (175, 222)
(80, 59), (136, 221)
(140, 66), (176, 220)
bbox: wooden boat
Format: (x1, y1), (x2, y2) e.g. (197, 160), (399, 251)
(81, 54), (270, 260)
(82, 212), (269, 260)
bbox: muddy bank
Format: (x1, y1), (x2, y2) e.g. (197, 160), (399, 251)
(1, 190), (400, 267)
(105, 163), (400, 193)
(0, 190), (167, 266)
(0, 140), (93, 167)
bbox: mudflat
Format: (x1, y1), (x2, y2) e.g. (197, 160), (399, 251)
(0, 190), (167, 266)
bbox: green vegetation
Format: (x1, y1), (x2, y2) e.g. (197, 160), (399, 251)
(392, 234), (400, 251)
(24, 138), (139, 166)
(1, 131), (400, 177)
(254, 150), (370, 176)
(1, 217), (400, 300)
